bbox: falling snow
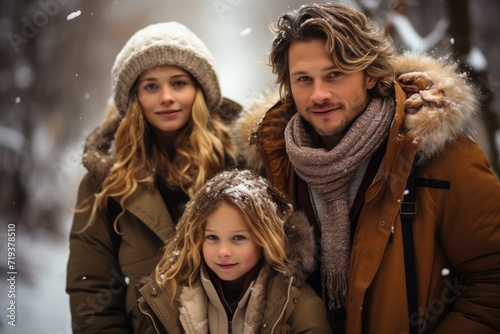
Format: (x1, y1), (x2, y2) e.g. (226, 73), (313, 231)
(240, 28), (252, 36)
(67, 10), (82, 21)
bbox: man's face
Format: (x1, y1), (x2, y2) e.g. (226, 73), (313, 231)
(288, 39), (377, 149)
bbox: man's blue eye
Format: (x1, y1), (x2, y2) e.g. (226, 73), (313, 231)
(328, 71), (341, 78)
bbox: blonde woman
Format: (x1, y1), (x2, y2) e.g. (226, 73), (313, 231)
(66, 22), (241, 333)
(137, 169), (331, 333)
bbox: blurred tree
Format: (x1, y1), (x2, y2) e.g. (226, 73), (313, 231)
(1, 1), (28, 228)
(444, 0), (500, 175)
(355, 0), (500, 175)
(0, 0), (86, 280)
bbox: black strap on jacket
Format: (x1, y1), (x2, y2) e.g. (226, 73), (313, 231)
(400, 165), (419, 334)
(400, 167), (452, 334)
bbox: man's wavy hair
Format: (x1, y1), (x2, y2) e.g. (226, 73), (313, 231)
(269, 3), (396, 100)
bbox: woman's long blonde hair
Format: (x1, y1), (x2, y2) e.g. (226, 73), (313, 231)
(82, 87), (234, 232)
(155, 169), (293, 303)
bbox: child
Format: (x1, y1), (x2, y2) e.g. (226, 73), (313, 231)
(66, 22), (241, 333)
(137, 170), (332, 333)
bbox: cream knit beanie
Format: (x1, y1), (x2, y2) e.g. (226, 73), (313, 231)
(111, 21), (222, 117)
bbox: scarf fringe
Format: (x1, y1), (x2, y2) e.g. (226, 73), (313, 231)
(322, 270), (348, 310)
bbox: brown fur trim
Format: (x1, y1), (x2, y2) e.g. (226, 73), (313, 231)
(231, 90), (280, 172)
(216, 97), (243, 124)
(284, 211), (317, 285)
(82, 101), (121, 182)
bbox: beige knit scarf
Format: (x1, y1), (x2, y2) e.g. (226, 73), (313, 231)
(284, 97), (394, 310)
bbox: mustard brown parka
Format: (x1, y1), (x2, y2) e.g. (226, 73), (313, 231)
(233, 54), (500, 333)
(136, 212), (332, 334)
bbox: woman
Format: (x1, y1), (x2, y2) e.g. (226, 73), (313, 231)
(66, 21), (241, 333)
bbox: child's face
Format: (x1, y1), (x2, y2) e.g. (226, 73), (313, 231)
(203, 202), (263, 281)
(137, 65), (196, 137)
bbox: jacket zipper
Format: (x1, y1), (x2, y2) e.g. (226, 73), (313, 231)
(270, 276), (293, 333)
(138, 302), (161, 334)
(179, 315), (189, 334)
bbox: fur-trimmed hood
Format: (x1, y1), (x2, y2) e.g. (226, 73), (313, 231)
(395, 53), (480, 164)
(232, 53), (480, 170)
(282, 210), (317, 284)
(81, 97), (243, 182)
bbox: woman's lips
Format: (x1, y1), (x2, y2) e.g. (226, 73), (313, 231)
(156, 110), (180, 117)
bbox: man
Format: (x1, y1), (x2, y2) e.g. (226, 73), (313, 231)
(234, 3), (500, 333)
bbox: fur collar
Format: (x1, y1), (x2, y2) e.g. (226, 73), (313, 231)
(394, 53), (479, 164)
(232, 53), (480, 170)
(282, 210), (317, 283)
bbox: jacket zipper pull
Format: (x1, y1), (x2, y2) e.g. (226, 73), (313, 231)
(389, 223), (395, 243)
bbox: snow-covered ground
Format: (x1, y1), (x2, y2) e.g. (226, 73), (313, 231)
(0, 220), (71, 334)
(1, 232), (72, 334)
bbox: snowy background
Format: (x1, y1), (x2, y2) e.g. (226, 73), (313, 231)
(1, 0), (499, 333)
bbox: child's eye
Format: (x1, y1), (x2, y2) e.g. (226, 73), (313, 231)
(233, 235), (246, 241)
(206, 235), (218, 241)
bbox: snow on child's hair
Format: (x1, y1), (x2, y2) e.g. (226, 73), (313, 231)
(199, 170), (290, 221)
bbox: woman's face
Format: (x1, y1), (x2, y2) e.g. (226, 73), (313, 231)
(137, 65), (197, 137)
